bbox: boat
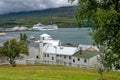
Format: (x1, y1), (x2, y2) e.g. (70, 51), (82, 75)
(32, 23), (58, 31)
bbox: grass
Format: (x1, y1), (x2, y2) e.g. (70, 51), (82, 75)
(0, 64), (120, 80)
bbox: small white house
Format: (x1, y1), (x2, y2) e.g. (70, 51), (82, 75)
(27, 33), (99, 68)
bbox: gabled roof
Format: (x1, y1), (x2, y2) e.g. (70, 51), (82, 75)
(28, 42), (39, 48)
(74, 50), (98, 58)
(44, 45), (77, 56)
(74, 44), (99, 58)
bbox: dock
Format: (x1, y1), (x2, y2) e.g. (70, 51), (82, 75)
(0, 28), (33, 32)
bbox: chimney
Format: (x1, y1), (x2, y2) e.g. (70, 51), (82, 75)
(79, 47), (82, 54)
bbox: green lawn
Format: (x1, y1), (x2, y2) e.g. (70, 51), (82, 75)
(0, 64), (120, 80)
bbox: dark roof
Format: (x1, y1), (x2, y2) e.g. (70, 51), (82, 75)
(74, 50), (98, 58)
(28, 42), (39, 48)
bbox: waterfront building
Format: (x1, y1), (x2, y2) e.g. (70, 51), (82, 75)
(0, 33), (99, 67)
(27, 33), (99, 68)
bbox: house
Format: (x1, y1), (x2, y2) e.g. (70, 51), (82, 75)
(27, 33), (99, 68)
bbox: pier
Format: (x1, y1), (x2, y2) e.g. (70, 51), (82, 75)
(0, 28), (33, 32)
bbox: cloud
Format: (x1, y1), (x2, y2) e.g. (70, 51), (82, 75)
(0, 0), (77, 14)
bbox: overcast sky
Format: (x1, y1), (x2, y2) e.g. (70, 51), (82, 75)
(0, 0), (77, 14)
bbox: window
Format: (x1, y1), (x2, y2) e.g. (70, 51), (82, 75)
(73, 59), (75, 63)
(64, 55), (66, 59)
(69, 56), (71, 59)
(44, 54), (46, 57)
(57, 55), (59, 57)
(36, 56), (39, 59)
(78, 58), (80, 61)
(60, 55), (62, 57)
(42, 37), (45, 40)
(52, 57), (54, 60)
(84, 59), (87, 63)
(47, 54), (49, 57)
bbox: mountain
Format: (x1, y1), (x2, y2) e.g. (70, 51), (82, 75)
(0, 6), (77, 28)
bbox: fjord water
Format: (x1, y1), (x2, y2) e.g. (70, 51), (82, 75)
(7, 28), (92, 45)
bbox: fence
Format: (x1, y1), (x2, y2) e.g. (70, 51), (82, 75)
(26, 59), (98, 68)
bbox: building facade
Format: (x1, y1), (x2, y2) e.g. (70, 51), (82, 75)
(27, 33), (99, 68)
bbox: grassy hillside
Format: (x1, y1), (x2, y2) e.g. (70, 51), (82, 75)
(0, 64), (120, 80)
(0, 6), (78, 28)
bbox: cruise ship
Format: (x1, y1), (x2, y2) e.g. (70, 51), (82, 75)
(32, 23), (58, 31)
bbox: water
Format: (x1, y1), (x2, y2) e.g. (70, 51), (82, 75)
(0, 35), (16, 41)
(6, 28), (93, 45)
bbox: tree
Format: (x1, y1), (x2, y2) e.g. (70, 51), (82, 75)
(20, 33), (27, 42)
(0, 39), (28, 67)
(69, 0), (120, 79)
(23, 33), (27, 41)
(20, 33), (23, 41)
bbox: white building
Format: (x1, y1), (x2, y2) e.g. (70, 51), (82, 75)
(26, 33), (99, 68)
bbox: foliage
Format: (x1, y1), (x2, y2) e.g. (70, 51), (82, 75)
(70, 0), (120, 79)
(20, 33), (27, 42)
(0, 65), (120, 80)
(71, 0), (120, 67)
(0, 39), (28, 67)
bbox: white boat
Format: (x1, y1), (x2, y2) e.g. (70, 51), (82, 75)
(32, 23), (58, 31)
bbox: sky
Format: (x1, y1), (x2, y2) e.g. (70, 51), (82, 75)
(0, 0), (77, 14)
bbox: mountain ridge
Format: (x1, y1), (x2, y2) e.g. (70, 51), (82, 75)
(0, 6), (77, 16)
(0, 6), (77, 28)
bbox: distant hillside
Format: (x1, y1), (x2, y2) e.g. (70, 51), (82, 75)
(0, 6), (77, 28)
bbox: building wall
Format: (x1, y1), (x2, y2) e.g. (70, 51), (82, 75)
(44, 53), (56, 64)
(29, 47), (39, 58)
(42, 53), (97, 68)
(16, 46), (39, 64)
(89, 55), (98, 68)
(71, 57), (89, 67)
(26, 46), (98, 68)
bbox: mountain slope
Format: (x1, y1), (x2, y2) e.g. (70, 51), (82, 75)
(0, 6), (77, 28)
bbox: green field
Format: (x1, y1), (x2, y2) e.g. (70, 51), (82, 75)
(0, 64), (120, 80)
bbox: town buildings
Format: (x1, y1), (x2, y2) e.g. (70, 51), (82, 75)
(27, 33), (99, 68)
(0, 33), (99, 68)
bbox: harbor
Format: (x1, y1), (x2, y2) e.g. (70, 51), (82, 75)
(6, 28), (92, 45)
(0, 23), (58, 32)
(0, 27), (33, 32)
